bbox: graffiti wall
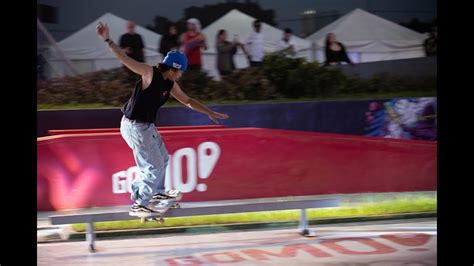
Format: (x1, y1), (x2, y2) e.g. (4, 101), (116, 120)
(364, 97), (437, 141)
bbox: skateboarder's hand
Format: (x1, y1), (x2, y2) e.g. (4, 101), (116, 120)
(208, 111), (229, 124)
(96, 22), (110, 41)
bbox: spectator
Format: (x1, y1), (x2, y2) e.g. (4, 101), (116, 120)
(37, 53), (46, 81)
(180, 18), (207, 71)
(159, 24), (180, 57)
(275, 28), (297, 57)
(423, 26), (437, 56)
(119, 21), (145, 63)
(324, 33), (354, 66)
(216, 29), (242, 77)
(245, 19), (265, 67)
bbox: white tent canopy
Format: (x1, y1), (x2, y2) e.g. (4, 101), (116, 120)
(201, 9), (312, 79)
(47, 13), (162, 78)
(305, 8), (426, 63)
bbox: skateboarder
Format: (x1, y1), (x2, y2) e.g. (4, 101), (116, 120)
(96, 22), (229, 215)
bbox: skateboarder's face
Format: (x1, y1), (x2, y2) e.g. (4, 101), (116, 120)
(168, 69), (183, 81)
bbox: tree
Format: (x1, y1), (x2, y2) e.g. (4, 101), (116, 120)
(183, 0), (276, 28)
(400, 18), (436, 33)
(146, 15), (173, 35)
(146, 0), (277, 37)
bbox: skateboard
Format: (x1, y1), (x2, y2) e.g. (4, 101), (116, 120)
(129, 198), (181, 223)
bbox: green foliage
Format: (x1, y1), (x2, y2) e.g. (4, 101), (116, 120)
(37, 55), (437, 106)
(37, 68), (135, 106)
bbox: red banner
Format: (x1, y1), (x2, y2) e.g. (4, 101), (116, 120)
(37, 128), (437, 211)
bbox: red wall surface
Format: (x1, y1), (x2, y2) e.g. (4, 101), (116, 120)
(47, 125), (225, 135)
(37, 128), (437, 211)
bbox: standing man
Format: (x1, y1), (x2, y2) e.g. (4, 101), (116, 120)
(245, 19), (265, 67)
(120, 21), (145, 63)
(275, 28), (297, 57)
(423, 26), (437, 57)
(216, 29), (242, 77)
(96, 22), (229, 215)
(159, 23), (180, 58)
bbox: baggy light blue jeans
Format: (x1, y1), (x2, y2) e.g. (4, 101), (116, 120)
(120, 116), (169, 206)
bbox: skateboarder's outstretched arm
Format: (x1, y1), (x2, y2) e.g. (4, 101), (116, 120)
(171, 82), (229, 124)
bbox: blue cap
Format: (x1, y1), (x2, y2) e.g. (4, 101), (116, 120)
(162, 50), (188, 72)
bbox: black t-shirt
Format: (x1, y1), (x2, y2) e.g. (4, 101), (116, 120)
(121, 67), (174, 123)
(119, 33), (145, 62)
(324, 42), (352, 65)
